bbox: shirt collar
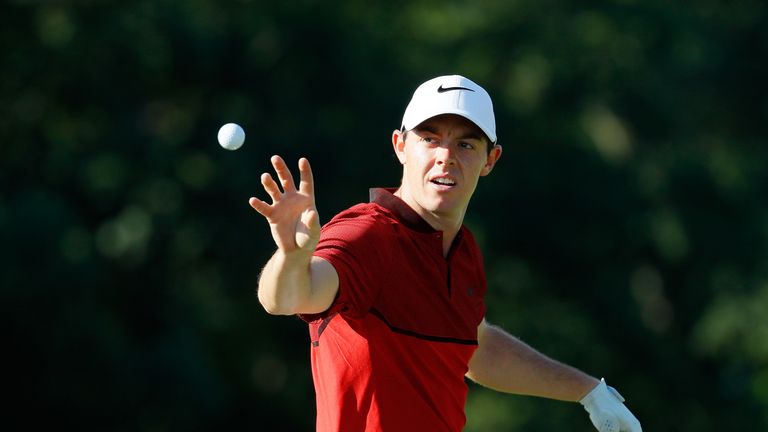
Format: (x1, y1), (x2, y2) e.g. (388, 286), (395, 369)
(368, 188), (437, 233)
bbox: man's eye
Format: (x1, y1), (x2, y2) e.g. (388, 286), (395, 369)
(460, 142), (475, 149)
(421, 137), (436, 143)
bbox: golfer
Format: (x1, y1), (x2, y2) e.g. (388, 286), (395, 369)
(249, 75), (642, 432)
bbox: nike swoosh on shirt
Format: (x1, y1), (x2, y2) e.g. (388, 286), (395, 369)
(437, 85), (475, 93)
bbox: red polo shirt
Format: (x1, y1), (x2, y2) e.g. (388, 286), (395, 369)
(301, 188), (487, 432)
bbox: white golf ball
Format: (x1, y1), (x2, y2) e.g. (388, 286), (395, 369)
(217, 123), (245, 150)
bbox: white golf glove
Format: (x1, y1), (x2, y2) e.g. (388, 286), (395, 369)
(579, 378), (642, 432)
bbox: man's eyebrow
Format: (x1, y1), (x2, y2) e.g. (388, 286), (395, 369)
(458, 131), (483, 141)
(413, 125), (438, 134)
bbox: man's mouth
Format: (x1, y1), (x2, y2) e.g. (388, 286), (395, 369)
(430, 177), (457, 187)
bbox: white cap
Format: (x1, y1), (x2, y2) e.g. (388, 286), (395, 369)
(401, 75), (497, 143)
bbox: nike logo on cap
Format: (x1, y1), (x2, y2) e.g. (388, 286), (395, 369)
(437, 85), (475, 93)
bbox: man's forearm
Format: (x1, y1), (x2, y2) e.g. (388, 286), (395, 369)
(257, 249), (314, 315)
(467, 322), (598, 401)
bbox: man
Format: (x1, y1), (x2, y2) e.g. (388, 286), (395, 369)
(249, 75), (642, 431)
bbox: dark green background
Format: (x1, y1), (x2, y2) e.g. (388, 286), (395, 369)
(3, 0), (767, 430)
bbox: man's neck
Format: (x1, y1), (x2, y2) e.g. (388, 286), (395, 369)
(393, 189), (465, 257)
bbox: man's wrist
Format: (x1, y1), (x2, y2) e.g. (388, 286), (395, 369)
(272, 247), (315, 266)
(576, 377), (602, 402)
(579, 378), (625, 406)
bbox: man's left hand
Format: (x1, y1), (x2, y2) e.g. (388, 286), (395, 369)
(579, 378), (642, 432)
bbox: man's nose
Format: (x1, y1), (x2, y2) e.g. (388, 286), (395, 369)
(435, 144), (456, 165)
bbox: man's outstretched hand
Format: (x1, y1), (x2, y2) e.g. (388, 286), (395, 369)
(249, 156), (320, 253)
(580, 379), (642, 432)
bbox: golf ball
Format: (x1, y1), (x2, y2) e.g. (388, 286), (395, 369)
(217, 123), (245, 150)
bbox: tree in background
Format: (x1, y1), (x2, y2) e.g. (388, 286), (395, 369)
(2, 0), (766, 430)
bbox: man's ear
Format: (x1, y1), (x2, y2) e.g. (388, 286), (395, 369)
(480, 144), (503, 176)
(392, 129), (407, 164)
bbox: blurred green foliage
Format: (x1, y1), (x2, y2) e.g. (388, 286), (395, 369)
(2, 0), (767, 430)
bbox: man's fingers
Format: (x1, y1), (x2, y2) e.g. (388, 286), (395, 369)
(248, 197), (272, 217)
(298, 157), (314, 197)
(622, 416), (642, 432)
(589, 411), (619, 432)
(271, 155), (297, 192)
(252, 157), (315, 229)
(261, 172), (282, 202)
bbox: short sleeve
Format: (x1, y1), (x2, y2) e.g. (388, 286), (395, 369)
(299, 209), (387, 322)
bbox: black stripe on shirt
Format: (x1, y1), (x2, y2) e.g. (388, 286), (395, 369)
(369, 308), (478, 346)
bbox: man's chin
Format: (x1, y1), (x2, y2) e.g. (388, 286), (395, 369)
(424, 200), (461, 216)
